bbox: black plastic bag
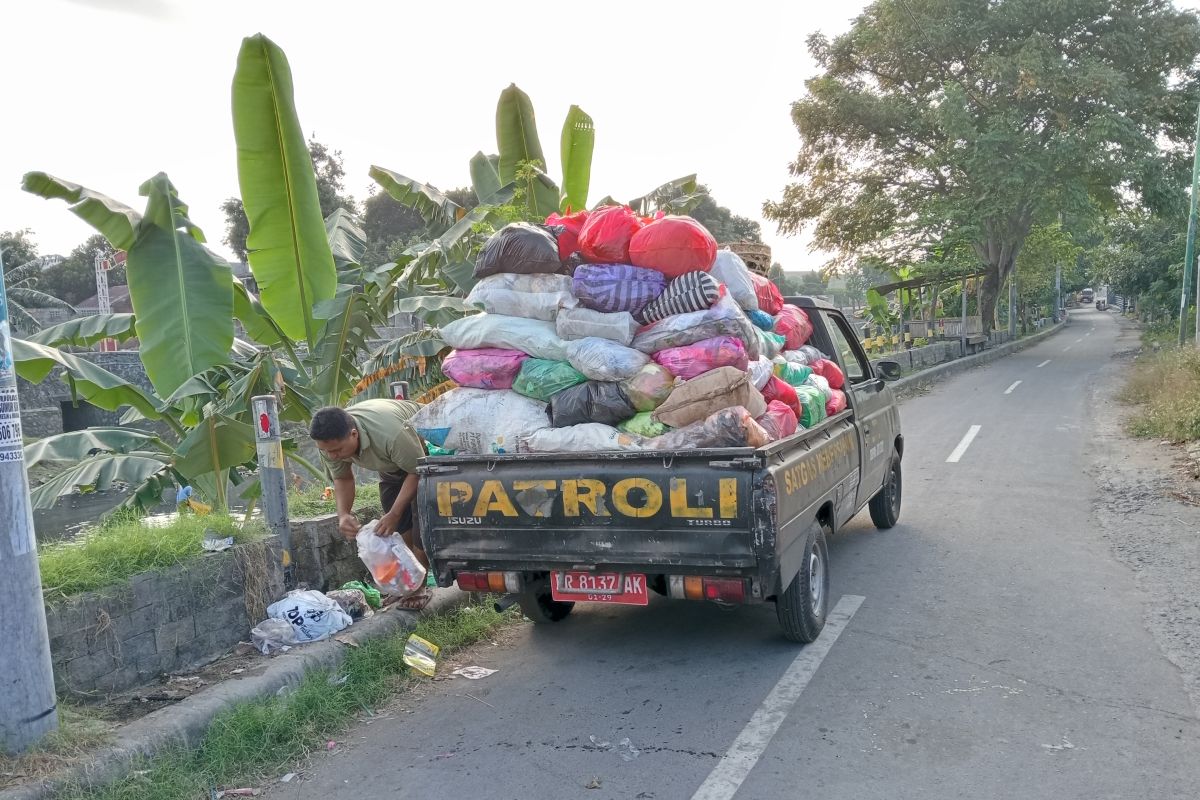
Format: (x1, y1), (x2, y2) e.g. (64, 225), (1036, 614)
(473, 222), (565, 280)
(549, 381), (636, 427)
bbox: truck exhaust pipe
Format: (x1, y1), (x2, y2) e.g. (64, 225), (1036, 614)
(494, 594), (521, 613)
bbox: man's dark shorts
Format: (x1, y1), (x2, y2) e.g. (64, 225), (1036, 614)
(379, 471), (415, 533)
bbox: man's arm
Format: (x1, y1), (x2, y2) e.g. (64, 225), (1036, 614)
(377, 472), (419, 536)
(333, 475), (360, 539)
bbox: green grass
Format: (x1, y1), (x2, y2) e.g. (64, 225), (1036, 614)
(39, 514), (266, 598)
(57, 602), (517, 800)
(0, 704), (115, 787)
(1121, 345), (1200, 442)
(286, 482), (381, 518)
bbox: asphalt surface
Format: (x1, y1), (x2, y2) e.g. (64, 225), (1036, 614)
(271, 307), (1200, 800)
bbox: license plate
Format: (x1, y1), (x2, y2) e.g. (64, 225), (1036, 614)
(551, 571), (649, 605)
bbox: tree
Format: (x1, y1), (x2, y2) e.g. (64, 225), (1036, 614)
(0, 229), (39, 269)
(764, 0), (1200, 333)
(1015, 223), (1083, 331)
(768, 263), (799, 295)
(361, 187), (479, 268)
(39, 234), (124, 305)
(1092, 213), (1183, 320)
(220, 197), (250, 262)
(687, 187), (763, 243)
(0, 231), (75, 331)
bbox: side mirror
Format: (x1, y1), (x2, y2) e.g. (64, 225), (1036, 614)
(874, 359), (902, 381)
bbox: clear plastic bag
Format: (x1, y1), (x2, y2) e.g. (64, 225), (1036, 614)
(440, 313), (568, 362)
(631, 295), (759, 359)
(620, 364), (675, 412)
(806, 373), (833, 400)
(652, 336), (748, 380)
(520, 423), (647, 453)
(512, 358), (587, 402)
(749, 356), (774, 390)
(466, 273), (576, 321)
(757, 329), (785, 359)
(762, 375), (801, 420)
(356, 520), (428, 596)
(566, 337), (650, 382)
(412, 388), (550, 454)
(441, 348), (528, 390)
(795, 385), (828, 428)
(710, 250), (758, 311)
(251, 618), (297, 655)
(556, 307), (639, 345)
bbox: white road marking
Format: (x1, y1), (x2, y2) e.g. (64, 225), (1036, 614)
(946, 425), (982, 463)
(1037, 360), (1051, 368)
(1004, 381), (1022, 395)
(690, 595), (865, 800)
(1075, 337), (1083, 343)
(1063, 345), (1072, 352)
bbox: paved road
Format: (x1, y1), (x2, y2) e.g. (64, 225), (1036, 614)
(274, 307), (1200, 799)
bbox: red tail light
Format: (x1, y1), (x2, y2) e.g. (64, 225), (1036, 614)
(456, 572), (488, 592)
(703, 578), (746, 603)
(455, 571), (521, 593)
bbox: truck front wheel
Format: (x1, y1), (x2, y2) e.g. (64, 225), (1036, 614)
(518, 591), (574, 624)
(776, 525), (830, 643)
(868, 454), (902, 529)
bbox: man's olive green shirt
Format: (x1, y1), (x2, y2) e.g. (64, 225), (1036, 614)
(323, 399), (424, 480)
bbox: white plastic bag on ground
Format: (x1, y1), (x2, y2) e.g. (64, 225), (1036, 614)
(440, 313), (568, 361)
(556, 307), (639, 345)
(266, 590), (352, 643)
(520, 423), (647, 453)
(356, 520), (427, 596)
(750, 356), (774, 390)
(710, 250), (758, 312)
(412, 388), (550, 454)
(566, 337), (650, 382)
(466, 273), (576, 321)
(251, 618), (297, 655)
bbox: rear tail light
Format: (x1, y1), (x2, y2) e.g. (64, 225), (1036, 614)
(668, 575), (748, 604)
(455, 571), (521, 593)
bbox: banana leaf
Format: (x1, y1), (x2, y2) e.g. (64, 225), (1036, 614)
(325, 208), (369, 269)
(24, 428), (169, 468)
(627, 175), (700, 216)
(129, 173), (234, 397)
(469, 152), (503, 205)
(173, 414), (258, 508)
(496, 85), (559, 216)
(308, 286), (385, 407)
(233, 33), (336, 347)
(560, 105), (595, 213)
(233, 276), (285, 347)
(21, 172), (140, 251)
(12, 338), (163, 421)
(368, 167), (464, 232)
(392, 295), (480, 327)
(24, 313), (137, 348)
(30, 453), (172, 511)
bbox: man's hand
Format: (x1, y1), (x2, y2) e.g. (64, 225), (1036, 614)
(375, 510), (401, 537)
(338, 512), (361, 540)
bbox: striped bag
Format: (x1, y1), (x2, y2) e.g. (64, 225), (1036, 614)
(636, 271), (720, 324)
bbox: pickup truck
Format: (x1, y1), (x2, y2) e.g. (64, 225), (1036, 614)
(417, 298), (904, 642)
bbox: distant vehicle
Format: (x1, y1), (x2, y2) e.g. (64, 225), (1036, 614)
(1080, 288), (1095, 303)
(1096, 299), (1107, 311)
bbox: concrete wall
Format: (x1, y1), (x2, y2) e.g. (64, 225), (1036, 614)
(46, 513), (364, 698)
(18, 352), (157, 439)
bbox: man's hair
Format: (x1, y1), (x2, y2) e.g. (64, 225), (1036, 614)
(310, 407), (355, 441)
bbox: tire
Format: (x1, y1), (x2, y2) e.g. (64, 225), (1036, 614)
(776, 525), (830, 643)
(518, 591), (574, 624)
(868, 454), (902, 530)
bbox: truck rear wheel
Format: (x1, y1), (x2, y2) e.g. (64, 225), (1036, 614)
(776, 525), (830, 643)
(518, 591), (574, 624)
(868, 454), (902, 529)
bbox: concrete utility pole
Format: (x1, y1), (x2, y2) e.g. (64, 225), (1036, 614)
(0, 250), (58, 752)
(252, 395), (293, 590)
(1008, 275), (1017, 338)
(1181, 101), (1200, 346)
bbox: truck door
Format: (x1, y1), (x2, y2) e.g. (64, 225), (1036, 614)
(814, 310), (894, 511)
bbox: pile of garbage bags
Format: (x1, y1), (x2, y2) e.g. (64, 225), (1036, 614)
(413, 207), (850, 455)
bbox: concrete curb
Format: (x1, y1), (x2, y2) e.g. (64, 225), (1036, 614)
(1, 588), (471, 800)
(890, 320), (1068, 395)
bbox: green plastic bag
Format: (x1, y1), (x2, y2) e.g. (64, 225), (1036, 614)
(794, 385), (827, 429)
(774, 361), (813, 387)
(341, 580), (383, 609)
(513, 358), (587, 401)
(619, 411), (671, 438)
(425, 442), (455, 456)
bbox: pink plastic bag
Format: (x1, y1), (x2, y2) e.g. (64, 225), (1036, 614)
(750, 273), (784, 315)
(757, 400), (799, 441)
(826, 389), (847, 416)
(441, 348), (528, 390)
(629, 216), (718, 278)
(812, 358), (846, 390)
(652, 336), (748, 380)
(578, 206), (644, 263)
(773, 305), (814, 350)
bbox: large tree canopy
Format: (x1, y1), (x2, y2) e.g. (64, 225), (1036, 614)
(765, 0), (1200, 332)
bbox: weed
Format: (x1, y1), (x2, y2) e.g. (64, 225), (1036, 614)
(1121, 345), (1200, 442)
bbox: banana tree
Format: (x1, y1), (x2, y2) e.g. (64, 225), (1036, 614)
(0, 257), (75, 332)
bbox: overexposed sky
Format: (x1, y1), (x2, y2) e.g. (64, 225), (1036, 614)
(1, 0), (872, 271)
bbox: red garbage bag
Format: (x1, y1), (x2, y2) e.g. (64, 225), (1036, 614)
(578, 206), (644, 264)
(825, 388), (847, 416)
(757, 400), (799, 441)
(653, 336), (748, 380)
(774, 305), (814, 350)
(812, 358), (845, 390)
(545, 210), (590, 262)
(750, 274), (784, 315)
(761, 375), (801, 420)
(629, 216), (718, 278)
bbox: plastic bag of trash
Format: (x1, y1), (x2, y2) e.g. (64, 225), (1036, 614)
(747, 308), (775, 331)
(636, 271), (721, 324)
(650, 406), (768, 450)
(750, 273), (784, 315)
(545, 209), (590, 261)
(512, 358), (587, 402)
(826, 388), (848, 416)
(806, 373), (833, 401)
(619, 411), (671, 438)
(572, 263), (666, 316)
(774, 306), (815, 350)
(578, 205), (645, 263)
(520, 423), (646, 453)
(566, 337), (650, 382)
(653, 366), (766, 429)
(412, 388), (550, 454)
(631, 295), (759, 359)
(403, 634), (440, 677)
(620, 363), (676, 412)
(629, 216), (718, 278)
(356, 521), (427, 596)
(757, 329), (785, 359)
(795, 385), (828, 428)
(653, 336), (748, 380)
(440, 313), (568, 362)
(774, 360), (813, 387)
(762, 375), (801, 420)
(441, 348), (528, 390)
(266, 590), (353, 644)
(710, 250), (758, 311)
(465, 273), (576, 321)
(798, 345), (826, 363)
(811, 358), (846, 390)
(749, 356), (774, 390)
(326, 588), (374, 620)
(473, 222), (564, 279)
(757, 400), (799, 441)
(251, 618), (297, 655)
(340, 580), (382, 609)
(549, 381), (636, 427)
(556, 306), (639, 345)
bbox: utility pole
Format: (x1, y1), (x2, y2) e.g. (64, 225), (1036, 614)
(0, 249), (58, 753)
(252, 395), (293, 590)
(1008, 274), (1017, 338)
(1182, 101), (1200, 346)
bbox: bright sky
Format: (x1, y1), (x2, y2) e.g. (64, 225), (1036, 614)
(1, 0), (872, 272)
